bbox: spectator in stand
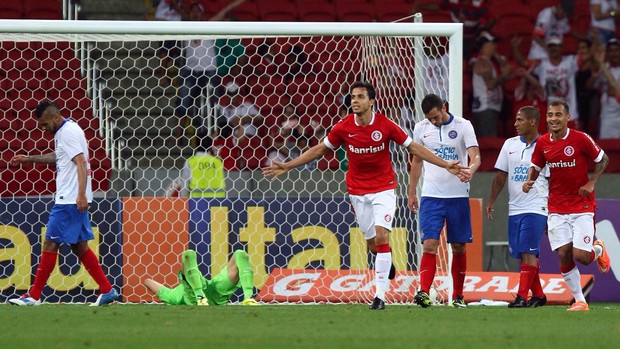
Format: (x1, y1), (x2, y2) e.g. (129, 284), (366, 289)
(576, 38), (602, 137)
(264, 104), (304, 166)
(512, 64), (547, 135)
(471, 31), (512, 136)
(590, 0), (619, 44)
(173, 0), (246, 142)
(531, 36), (581, 129)
(214, 15), (246, 98)
(217, 82), (262, 138)
(413, 0), (495, 60)
(595, 38), (620, 138)
(421, 37), (449, 101)
(528, 2), (572, 62)
(152, 0), (185, 86)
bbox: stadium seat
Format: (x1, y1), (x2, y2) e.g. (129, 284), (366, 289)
(333, 0), (375, 22)
(0, 0), (23, 19)
(257, 0), (298, 21)
(419, 11), (451, 23)
(229, 0), (259, 21)
(297, 0), (336, 21)
(23, 0), (62, 19)
(373, 0), (413, 22)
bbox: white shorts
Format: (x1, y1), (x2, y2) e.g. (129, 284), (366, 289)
(547, 212), (595, 252)
(349, 189), (396, 240)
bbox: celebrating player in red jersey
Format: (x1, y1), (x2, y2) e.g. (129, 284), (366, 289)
(263, 81), (468, 310)
(523, 100), (611, 311)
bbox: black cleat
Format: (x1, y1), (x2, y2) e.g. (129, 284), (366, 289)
(388, 263), (396, 280)
(368, 297), (385, 310)
(414, 291), (432, 308)
(527, 295), (547, 308)
(508, 294), (527, 308)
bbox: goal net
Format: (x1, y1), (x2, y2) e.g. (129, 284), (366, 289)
(0, 19), (462, 304)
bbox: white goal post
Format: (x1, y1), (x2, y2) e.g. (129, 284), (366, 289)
(0, 19), (462, 304)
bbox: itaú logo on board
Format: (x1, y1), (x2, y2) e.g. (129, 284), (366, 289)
(596, 220), (620, 282)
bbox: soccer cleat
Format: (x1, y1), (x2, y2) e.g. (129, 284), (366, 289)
(527, 295), (547, 308)
(196, 295), (209, 306)
(414, 291), (432, 308)
(594, 240), (610, 273)
(507, 294), (527, 308)
(9, 294), (41, 306)
(368, 297), (385, 310)
(89, 288), (119, 307)
(566, 300), (589, 311)
(242, 298), (260, 306)
(450, 295), (467, 308)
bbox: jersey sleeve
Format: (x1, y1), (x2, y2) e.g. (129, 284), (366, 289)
(580, 132), (604, 162)
(530, 139), (545, 171)
(325, 120), (343, 150)
(462, 120), (479, 148)
(388, 117), (412, 147)
(494, 141), (509, 172)
(63, 125), (86, 161)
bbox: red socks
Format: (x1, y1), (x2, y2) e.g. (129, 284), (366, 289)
(418, 252), (437, 293)
(451, 252), (467, 298)
(80, 248), (112, 293)
(530, 259), (544, 297)
(518, 263), (537, 298)
(375, 243), (390, 253)
(29, 250), (58, 300)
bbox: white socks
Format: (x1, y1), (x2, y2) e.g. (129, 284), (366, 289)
(562, 266), (585, 302)
(374, 252), (392, 301)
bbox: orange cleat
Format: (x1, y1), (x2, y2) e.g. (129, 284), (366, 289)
(566, 301), (589, 311)
(594, 240), (610, 273)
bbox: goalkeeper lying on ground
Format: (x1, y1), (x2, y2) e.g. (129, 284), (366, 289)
(144, 249), (259, 306)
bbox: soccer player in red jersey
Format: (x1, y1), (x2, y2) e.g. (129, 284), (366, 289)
(263, 81), (469, 310)
(523, 100), (611, 311)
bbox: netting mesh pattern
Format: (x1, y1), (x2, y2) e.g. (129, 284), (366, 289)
(0, 31), (454, 304)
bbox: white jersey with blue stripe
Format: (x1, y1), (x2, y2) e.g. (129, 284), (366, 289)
(413, 114), (478, 198)
(494, 135), (548, 216)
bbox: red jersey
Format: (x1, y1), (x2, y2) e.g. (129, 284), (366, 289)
(530, 129), (604, 213)
(325, 112), (411, 195)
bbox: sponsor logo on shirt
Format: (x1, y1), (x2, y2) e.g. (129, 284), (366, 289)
(434, 146), (458, 160)
(548, 159), (576, 168)
(348, 143), (385, 154)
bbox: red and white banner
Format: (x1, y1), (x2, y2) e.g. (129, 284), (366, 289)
(258, 268), (593, 305)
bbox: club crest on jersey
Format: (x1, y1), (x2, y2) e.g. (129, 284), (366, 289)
(583, 236), (591, 244)
(384, 214), (392, 223)
(564, 146), (574, 156)
(448, 130), (458, 139)
(371, 130), (382, 141)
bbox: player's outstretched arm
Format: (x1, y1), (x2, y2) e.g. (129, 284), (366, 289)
(407, 141), (469, 177)
(262, 143), (328, 179)
(10, 152), (56, 166)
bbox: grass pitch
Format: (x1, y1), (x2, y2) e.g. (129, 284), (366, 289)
(1, 302), (619, 349)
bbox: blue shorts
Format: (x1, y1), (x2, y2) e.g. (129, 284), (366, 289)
(46, 204), (94, 244)
(507, 213), (547, 259)
(419, 197), (472, 243)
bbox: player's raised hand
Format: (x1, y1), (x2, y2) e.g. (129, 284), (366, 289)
(9, 154), (31, 166)
(262, 161), (289, 179)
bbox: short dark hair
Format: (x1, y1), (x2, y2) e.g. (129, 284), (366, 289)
(421, 94), (444, 114)
(350, 81), (376, 100)
(548, 99), (569, 114)
(35, 100), (59, 118)
(518, 105), (540, 123)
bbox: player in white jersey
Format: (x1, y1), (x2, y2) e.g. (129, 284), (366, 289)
(263, 82), (469, 310)
(409, 93), (481, 308)
(486, 106), (548, 308)
(8, 101), (119, 307)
